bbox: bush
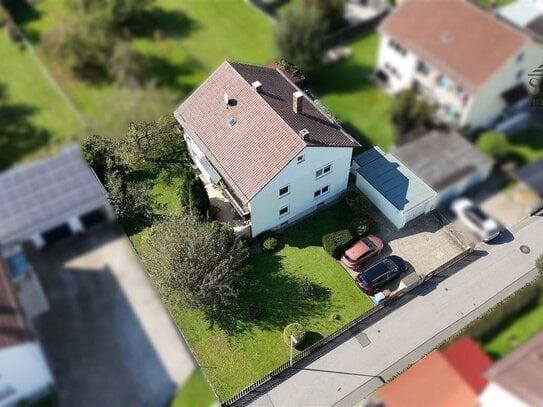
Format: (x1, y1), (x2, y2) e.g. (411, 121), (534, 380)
(298, 277), (316, 298)
(476, 131), (509, 159)
(322, 229), (354, 258)
(391, 89), (435, 135)
(350, 217), (379, 238)
(262, 237), (278, 252)
(537, 253), (543, 274)
(346, 191), (372, 217)
(283, 323), (306, 346)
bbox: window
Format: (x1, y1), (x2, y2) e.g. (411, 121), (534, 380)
(279, 185), (289, 197)
(314, 185), (330, 199)
(416, 60), (429, 75)
(517, 52), (524, 63)
(388, 39), (407, 56)
(516, 69), (524, 82)
(297, 154), (305, 164)
(315, 164), (332, 179)
(279, 206), (289, 217)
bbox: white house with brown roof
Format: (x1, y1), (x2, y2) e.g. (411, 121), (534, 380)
(174, 61), (360, 237)
(376, 0), (542, 128)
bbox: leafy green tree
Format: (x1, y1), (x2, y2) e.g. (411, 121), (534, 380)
(81, 135), (120, 182)
(391, 89), (435, 135)
(302, 0), (345, 30)
(110, 40), (146, 86)
(71, 0), (154, 27)
(476, 131), (509, 159)
(143, 215), (250, 312)
(275, 5), (328, 73)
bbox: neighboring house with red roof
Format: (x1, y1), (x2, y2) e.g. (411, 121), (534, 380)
(480, 331), (543, 407)
(0, 259), (54, 405)
(376, 0), (542, 128)
(377, 336), (491, 407)
(175, 61), (360, 237)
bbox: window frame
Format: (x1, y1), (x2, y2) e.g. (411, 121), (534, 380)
(279, 184), (290, 198)
(279, 205), (290, 217)
(313, 185), (330, 199)
(315, 164), (332, 180)
(296, 154), (305, 164)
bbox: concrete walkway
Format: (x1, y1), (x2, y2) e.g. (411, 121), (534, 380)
(248, 215), (543, 407)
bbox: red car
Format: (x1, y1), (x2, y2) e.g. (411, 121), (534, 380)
(340, 235), (384, 270)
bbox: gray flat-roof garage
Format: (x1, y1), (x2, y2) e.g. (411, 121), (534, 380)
(0, 144), (113, 250)
(352, 147), (436, 229)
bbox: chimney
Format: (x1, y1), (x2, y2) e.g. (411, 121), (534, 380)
(293, 90), (304, 114)
(252, 81), (262, 92)
(299, 129), (310, 141)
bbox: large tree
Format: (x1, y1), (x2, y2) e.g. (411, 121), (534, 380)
(302, 0), (345, 30)
(143, 215), (249, 312)
(275, 5), (328, 74)
(391, 89), (435, 136)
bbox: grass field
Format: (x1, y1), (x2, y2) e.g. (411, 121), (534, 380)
(170, 369), (216, 407)
(139, 201), (373, 400)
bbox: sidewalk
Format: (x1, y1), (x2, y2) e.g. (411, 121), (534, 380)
(249, 216), (543, 407)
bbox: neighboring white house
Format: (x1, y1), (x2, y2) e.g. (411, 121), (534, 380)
(352, 147), (436, 229)
(376, 0), (542, 129)
(174, 61), (360, 237)
(0, 144), (114, 251)
(497, 0), (543, 43)
(392, 129), (494, 206)
(0, 259), (54, 406)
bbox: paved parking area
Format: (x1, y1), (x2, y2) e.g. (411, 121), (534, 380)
(27, 223), (196, 407)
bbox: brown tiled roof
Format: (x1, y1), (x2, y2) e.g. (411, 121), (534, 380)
(175, 62), (360, 204)
(0, 259), (32, 349)
(379, 0), (527, 93)
(484, 331), (543, 406)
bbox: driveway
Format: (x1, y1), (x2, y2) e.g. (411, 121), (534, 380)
(27, 223), (196, 407)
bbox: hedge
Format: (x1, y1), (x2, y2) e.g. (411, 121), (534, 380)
(322, 229), (354, 258)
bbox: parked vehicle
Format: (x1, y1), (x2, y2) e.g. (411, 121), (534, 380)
(340, 235), (384, 270)
(355, 255), (407, 295)
(451, 198), (500, 242)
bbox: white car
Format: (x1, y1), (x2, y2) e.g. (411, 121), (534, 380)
(451, 198), (500, 242)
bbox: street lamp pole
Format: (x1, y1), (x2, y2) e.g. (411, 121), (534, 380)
(290, 335), (298, 368)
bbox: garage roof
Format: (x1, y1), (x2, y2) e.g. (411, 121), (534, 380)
(0, 144), (106, 243)
(354, 147), (435, 211)
(516, 158), (543, 196)
(392, 130), (493, 192)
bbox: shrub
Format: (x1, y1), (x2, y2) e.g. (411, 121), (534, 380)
(537, 253), (543, 274)
(350, 217), (379, 238)
(346, 191), (372, 217)
(283, 323), (306, 346)
(298, 277), (316, 298)
(262, 237), (279, 252)
(391, 89), (435, 135)
(476, 131), (509, 159)
(322, 229), (354, 258)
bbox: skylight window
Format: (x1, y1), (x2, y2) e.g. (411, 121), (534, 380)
(227, 118), (237, 128)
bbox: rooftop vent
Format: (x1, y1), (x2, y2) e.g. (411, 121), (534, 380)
(252, 81), (262, 92)
(223, 92), (229, 106)
(227, 118), (237, 128)
(293, 90), (304, 114)
(299, 128), (310, 141)
(441, 32), (453, 43)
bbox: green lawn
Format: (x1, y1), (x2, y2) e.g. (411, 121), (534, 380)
(170, 369), (216, 407)
(482, 296), (543, 358)
(0, 29), (84, 168)
(507, 126), (543, 166)
(313, 33), (395, 150)
(140, 201), (373, 401)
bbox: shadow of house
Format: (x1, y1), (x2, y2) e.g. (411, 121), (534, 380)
(27, 234), (177, 407)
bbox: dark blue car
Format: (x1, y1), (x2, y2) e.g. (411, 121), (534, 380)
(355, 255), (407, 295)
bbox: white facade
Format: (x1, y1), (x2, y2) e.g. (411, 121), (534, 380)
(479, 382), (529, 407)
(0, 342), (54, 405)
(249, 147), (353, 236)
(376, 33), (543, 128)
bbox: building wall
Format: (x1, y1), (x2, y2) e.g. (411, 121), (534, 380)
(463, 41), (541, 128)
(376, 34), (418, 92)
(479, 382), (528, 407)
(0, 342), (54, 405)
(249, 146), (353, 237)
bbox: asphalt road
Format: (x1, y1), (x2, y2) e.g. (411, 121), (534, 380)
(248, 215), (543, 407)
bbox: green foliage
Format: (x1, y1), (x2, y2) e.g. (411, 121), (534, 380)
(262, 237), (278, 252)
(322, 229), (354, 258)
(350, 217), (378, 238)
(302, 0), (345, 30)
(143, 215), (250, 312)
(205, 221), (236, 248)
(110, 40), (146, 86)
(298, 276), (316, 298)
(188, 177), (211, 220)
(537, 253), (543, 274)
(283, 323), (306, 346)
(476, 131), (509, 159)
(71, 0), (154, 28)
(346, 190), (372, 217)
(391, 89), (434, 135)
(275, 5), (328, 74)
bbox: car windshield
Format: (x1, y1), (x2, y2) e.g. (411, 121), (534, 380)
(362, 238), (376, 251)
(383, 259), (397, 271)
(465, 206), (488, 226)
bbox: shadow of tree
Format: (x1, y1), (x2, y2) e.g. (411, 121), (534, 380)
(3, 0), (42, 43)
(143, 55), (200, 97)
(298, 331), (324, 350)
(0, 83), (51, 170)
(311, 61), (375, 96)
(206, 254), (332, 336)
(131, 7), (200, 39)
